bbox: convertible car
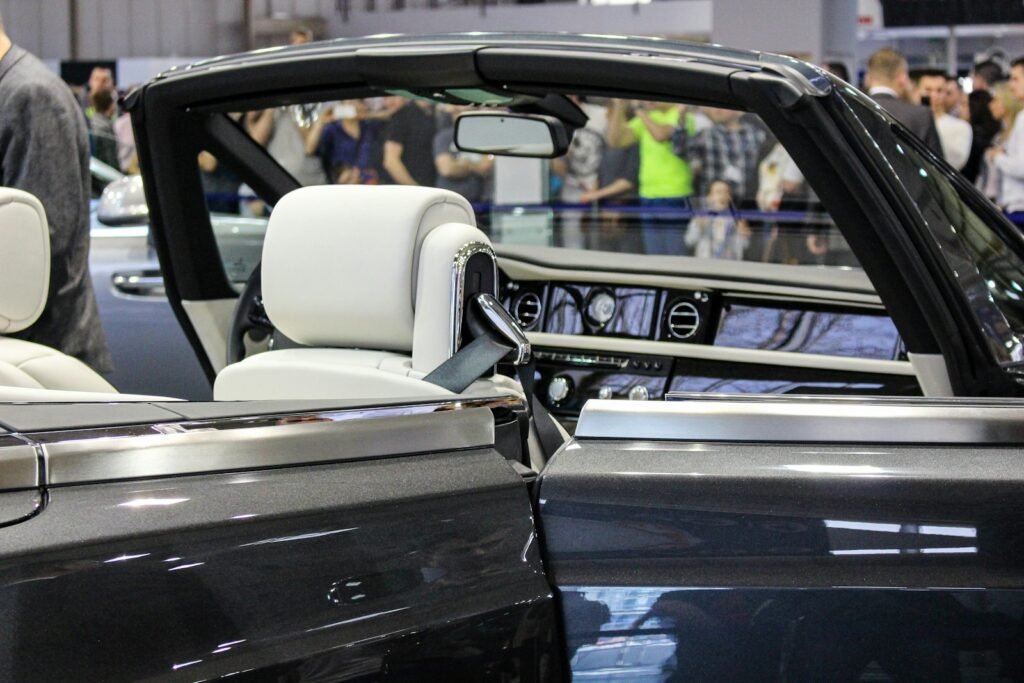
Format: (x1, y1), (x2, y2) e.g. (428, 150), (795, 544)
(3, 33), (1024, 681)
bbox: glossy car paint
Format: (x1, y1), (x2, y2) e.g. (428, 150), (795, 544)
(539, 439), (1024, 681)
(0, 402), (556, 680)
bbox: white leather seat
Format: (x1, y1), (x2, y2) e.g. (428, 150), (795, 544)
(214, 185), (523, 401)
(0, 188), (124, 400)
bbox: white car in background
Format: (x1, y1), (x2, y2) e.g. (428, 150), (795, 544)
(89, 159), (266, 398)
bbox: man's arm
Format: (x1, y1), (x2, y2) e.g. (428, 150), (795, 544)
(607, 99), (637, 148)
(635, 107), (675, 142)
(245, 110), (275, 146)
(384, 141), (418, 185)
(304, 113), (333, 156)
(579, 178), (634, 203)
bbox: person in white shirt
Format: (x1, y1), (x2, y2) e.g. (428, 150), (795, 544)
(917, 71), (972, 171)
(989, 59), (1024, 212)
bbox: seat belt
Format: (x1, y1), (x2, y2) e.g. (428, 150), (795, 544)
(424, 294), (566, 462)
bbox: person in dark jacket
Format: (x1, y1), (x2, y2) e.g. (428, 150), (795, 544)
(0, 15), (112, 373)
(963, 90), (1001, 183)
(865, 48), (944, 158)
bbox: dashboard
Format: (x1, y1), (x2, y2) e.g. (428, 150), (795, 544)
(501, 279), (919, 421)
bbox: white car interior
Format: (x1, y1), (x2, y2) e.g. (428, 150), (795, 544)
(0, 187), (128, 401)
(214, 185), (526, 401)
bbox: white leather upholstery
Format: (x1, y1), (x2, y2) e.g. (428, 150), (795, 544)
(0, 188), (50, 334)
(262, 185), (476, 351)
(0, 338), (117, 393)
(0, 187), (125, 398)
(0, 385), (176, 402)
(215, 185), (515, 403)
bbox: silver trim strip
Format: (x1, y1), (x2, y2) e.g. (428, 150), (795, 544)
(0, 436), (40, 491)
(42, 406), (496, 486)
(575, 395), (1024, 443)
(527, 331), (916, 375)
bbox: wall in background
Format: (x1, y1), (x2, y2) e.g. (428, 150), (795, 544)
(1, 0), (713, 61)
(326, 1), (712, 40)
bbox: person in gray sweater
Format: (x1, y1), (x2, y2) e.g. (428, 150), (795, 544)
(0, 16), (111, 374)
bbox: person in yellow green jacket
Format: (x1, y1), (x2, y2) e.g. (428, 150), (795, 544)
(608, 99), (696, 255)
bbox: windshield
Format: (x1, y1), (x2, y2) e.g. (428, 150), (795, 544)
(839, 86), (1024, 367)
(204, 95), (870, 286)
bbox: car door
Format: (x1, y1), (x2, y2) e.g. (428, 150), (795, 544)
(0, 395), (559, 681)
(537, 395), (1024, 681)
(0, 432), (41, 528)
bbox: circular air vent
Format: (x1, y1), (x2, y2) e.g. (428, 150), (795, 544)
(666, 301), (701, 340)
(513, 292), (543, 330)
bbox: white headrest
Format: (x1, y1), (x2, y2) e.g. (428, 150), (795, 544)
(0, 189), (50, 334)
(262, 185), (483, 353)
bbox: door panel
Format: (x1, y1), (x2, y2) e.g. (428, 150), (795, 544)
(0, 398), (557, 680)
(537, 398), (1024, 681)
(0, 436), (40, 526)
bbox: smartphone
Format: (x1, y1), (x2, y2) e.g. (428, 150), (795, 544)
(333, 103), (357, 119)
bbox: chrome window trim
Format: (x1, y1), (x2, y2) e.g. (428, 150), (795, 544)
(575, 394), (1024, 443)
(0, 435), (41, 491)
(451, 241), (499, 358)
(15, 396), (521, 486)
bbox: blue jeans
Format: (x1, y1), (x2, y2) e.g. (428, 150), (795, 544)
(640, 197), (688, 255)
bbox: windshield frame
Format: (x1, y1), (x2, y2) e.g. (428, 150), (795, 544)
(832, 82), (1024, 377)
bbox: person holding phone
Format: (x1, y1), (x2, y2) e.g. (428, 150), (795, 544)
(308, 100), (382, 185)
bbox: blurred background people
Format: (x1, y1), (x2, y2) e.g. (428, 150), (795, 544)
(82, 65), (113, 114)
(309, 100), (383, 185)
(553, 97), (607, 248)
(383, 98), (437, 187)
(674, 106), (765, 202)
(114, 105), (137, 174)
(917, 70), (972, 170)
(0, 13), (111, 373)
(963, 89), (1001, 184)
(865, 48), (944, 156)
(289, 25), (314, 45)
(685, 179), (750, 259)
(246, 106), (327, 186)
(987, 59), (1024, 212)
(822, 61), (850, 82)
(608, 99), (694, 255)
(434, 106), (493, 204)
(972, 59), (1005, 95)
(88, 86), (119, 170)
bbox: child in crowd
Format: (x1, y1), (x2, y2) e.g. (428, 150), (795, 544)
(684, 179), (750, 260)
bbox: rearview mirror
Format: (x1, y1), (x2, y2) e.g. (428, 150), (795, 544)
(454, 112), (570, 158)
(97, 175), (149, 227)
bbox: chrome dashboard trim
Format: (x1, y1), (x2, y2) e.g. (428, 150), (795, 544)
(25, 397), (519, 486)
(451, 241), (499, 358)
(575, 394), (1024, 443)
(527, 331), (916, 375)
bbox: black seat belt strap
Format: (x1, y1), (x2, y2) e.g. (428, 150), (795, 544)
(423, 294), (566, 462)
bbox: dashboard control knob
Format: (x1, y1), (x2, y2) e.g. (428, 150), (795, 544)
(628, 385), (649, 401)
(586, 291), (617, 326)
(547, 375), (573, 404)
(598, 386), (614, 400)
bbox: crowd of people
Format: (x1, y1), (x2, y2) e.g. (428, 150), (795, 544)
(221, 45), (1024, 264)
